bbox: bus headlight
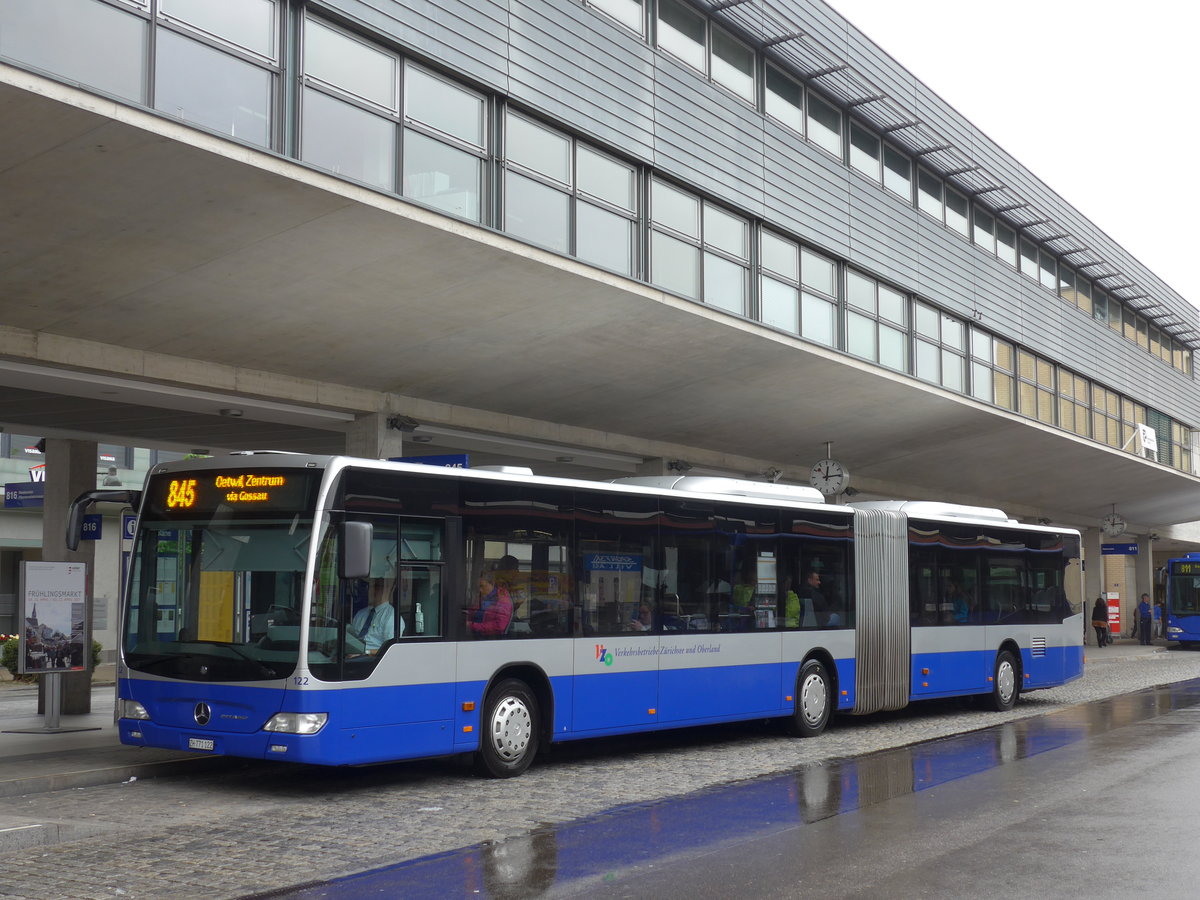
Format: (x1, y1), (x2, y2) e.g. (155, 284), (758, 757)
(118, 699), (151, 720)
(263, 712), (328, 735)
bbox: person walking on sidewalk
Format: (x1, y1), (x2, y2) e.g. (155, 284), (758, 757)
(1138, 593), (1153, 645)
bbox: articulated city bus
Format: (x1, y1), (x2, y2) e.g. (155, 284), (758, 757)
(68, 453), (1084, 777)
(1163, 553), (1200, 646)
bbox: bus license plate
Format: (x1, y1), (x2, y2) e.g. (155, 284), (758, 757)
(188, 737), (215, 751)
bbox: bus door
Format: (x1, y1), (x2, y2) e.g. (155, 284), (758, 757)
(571, 491), (661, 734)
(906, 526), (985, 698)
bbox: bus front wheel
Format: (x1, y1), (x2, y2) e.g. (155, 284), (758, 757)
(786, 659), (832, 738)
(990, 650), (1019, 712)
(475, 678), (539, 778)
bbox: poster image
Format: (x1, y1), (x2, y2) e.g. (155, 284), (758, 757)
(20, 561), (89, 674)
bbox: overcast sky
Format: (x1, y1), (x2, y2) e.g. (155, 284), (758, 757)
(825, 0), (1200, 309)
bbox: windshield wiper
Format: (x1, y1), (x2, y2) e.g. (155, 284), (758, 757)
(186, 641), (281, 679)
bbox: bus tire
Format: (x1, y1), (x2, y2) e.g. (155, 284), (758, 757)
(475, 678), (539, 778)
(990, 650), (1019, 712)
(786, 659), (832, 738)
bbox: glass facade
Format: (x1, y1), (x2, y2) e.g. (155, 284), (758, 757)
(1, 0), (1193, 473)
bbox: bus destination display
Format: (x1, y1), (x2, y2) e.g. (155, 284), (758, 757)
(1175, 562), (1200, 576)
(149, 471), (312, 516)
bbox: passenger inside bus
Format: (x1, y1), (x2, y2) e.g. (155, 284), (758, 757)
(798, 570), (829, 626)
(467, 569), (514, 635)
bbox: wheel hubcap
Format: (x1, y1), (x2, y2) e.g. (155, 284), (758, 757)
(997, 661), (1015, 703)
(801, 672), (828, 726)
(489, 696), (532, 761)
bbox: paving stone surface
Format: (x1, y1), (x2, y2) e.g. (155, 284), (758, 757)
(1, 648), (1197, 900)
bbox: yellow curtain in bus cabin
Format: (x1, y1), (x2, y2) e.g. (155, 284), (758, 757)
(197, 571), (235, 642)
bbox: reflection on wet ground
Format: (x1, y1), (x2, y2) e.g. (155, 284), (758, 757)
(258, 678), (1200, 900)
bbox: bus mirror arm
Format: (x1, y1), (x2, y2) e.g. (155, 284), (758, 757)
(66, 489), (143, 550)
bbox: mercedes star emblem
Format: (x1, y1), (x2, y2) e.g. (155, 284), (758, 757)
(194, 701), (212, 726)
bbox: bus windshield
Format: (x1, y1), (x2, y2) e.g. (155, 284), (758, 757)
(123, 467), (332, 681)
(124, 517), (326, 681)
(1169, 571), (1200, 616)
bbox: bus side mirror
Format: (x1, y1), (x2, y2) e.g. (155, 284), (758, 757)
(341, 521), (372, 580)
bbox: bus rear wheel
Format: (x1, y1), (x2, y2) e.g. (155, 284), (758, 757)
(785, 659), (832, 737)
(990, 650), (1019, 712)
(475, 678), (539, 778)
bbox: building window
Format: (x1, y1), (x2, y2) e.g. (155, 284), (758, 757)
(1075, 277), (1093, 315)
(710, 26), (754, 102)
(801, 248), (837, 346)
(845, 270), (907, 371)
(970, 329), (1008, 407)
(1038, 249), (1057, 291)
(576, 146), (638, 275)
(849, 122), (881, 183)
(806, 92), (842, 159)
(656, 0), (705, 72)
(0, 0), (148, 104)
(995, 221), (1017, 267)
(402, 63), (486, 221)
(883, 145), (911, 200)
(1057, 265), (1076, 305)
(1017, 350), (1055, 425)
(504, 112), (571, 253)
(913, 302), (966, 391)
(154, 26), (274, 148)
(1056, 368), (1091, 438)
(301, 19), (398, 190)
(588, 0), (644, 35)
(759, 230), (799, 334)
(1092, 385), (1122, 448)
(652, 180), (747, 313)
(972, 207), (994, 253)
(702, 204), (749, 315)
(917, 168), (942, 220)
(5, 434), (44, 461)
(764, 63), (803, 132)
(944, 187), (969, 238)
(159, 0), (276, 60)
(1019, 238), (1039, 280)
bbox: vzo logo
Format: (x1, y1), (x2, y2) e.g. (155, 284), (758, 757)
(595, 644), (614, 666)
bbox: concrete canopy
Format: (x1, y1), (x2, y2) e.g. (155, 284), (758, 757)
(3, 66), (1200, 531)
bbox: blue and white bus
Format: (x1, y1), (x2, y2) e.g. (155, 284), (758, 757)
(68, 452), (1084, 777)
(1163, 553), (1200, 646)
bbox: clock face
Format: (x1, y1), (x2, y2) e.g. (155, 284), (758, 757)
(809, 458), (850, 496)
(1102, 513), (1127, 536)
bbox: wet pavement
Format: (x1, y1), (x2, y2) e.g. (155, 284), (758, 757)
(0, 640), (1196, 899)
(258, 676), (1200, 899)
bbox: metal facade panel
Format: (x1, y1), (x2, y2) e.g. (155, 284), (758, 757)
(763, 126), (850, 258)
(845, 178), (920, 289)
(650, 62), (766, 217)
(326, 0), (510, 92)
(853, 507), (909, 714)
(508, 0), (656, 161)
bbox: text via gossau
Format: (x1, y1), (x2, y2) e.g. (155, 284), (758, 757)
(613, 643), (721, 658)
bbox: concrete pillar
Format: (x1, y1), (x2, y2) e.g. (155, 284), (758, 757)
(1083, 528), (1104, 598)
(40, 438), (97, 714)
(343, 413), (406, 460)
(1083, 527), (1104, 646)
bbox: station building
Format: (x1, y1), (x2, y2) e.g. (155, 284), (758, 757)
(3, 0), (1200, 656)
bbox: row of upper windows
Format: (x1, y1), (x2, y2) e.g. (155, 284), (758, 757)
(1, 1), (1193, 472)
(586, 0), (1191, 376)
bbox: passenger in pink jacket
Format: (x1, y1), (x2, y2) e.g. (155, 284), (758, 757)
(468, 572), (513, 635)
